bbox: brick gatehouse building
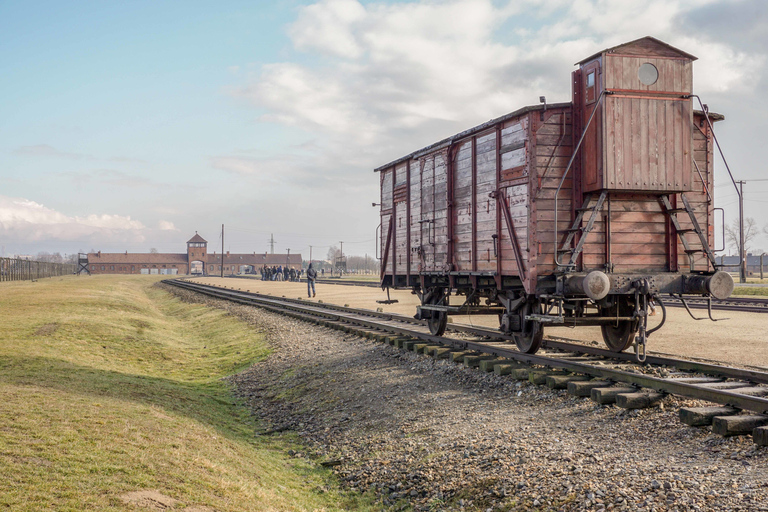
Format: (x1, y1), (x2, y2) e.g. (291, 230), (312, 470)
(88, 233), (301, 275)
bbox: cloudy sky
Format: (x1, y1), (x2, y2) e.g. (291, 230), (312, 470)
(1, 0), (767, 259)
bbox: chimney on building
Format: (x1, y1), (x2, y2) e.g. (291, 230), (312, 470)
(226, 251), (230, 256)
(98, 251), (101, 257)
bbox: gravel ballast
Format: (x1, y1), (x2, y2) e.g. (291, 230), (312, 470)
(164, 284), (768, 511)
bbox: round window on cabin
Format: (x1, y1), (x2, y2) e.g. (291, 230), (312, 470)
(638, 63), (659, 86)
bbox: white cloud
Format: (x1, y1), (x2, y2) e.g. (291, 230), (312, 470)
(0, 195), (147, 244)
(217, 0), (768, 251)
(231, 0), (765, 157)
(158, 220), (178, 231)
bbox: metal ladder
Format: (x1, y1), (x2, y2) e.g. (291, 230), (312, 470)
(556, 190), (608, 269)
(659, 193), (718, 271)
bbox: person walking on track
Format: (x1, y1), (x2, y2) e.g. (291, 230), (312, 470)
(307, 263), (317, 298)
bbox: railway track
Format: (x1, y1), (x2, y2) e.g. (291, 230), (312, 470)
(166, 278), (768, 444)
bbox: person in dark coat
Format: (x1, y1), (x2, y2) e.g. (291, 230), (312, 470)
(307, 263), (317, 298)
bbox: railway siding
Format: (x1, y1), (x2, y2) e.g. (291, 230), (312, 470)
(164, 279), (768, 511)
(169, 279), (768, 445)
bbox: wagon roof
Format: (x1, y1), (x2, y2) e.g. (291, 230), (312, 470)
(373, 103), (723, 173)
(374, 102), (571, 172)
(577, 36), (698, 65)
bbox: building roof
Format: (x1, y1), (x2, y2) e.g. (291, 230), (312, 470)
(88, 252), (189, 265)
(187, 232), (207, 244)
(206, 253), (303, 266)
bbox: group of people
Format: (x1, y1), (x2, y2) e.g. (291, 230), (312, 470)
(259, 263), (319, 299)
(260, 265), (302, 282)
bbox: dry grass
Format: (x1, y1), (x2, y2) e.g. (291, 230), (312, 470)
(0, 275), (374, 511)
(732, 286), (768, 297)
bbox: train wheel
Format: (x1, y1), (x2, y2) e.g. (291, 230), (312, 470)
(515, 301), (543, 354)
(600, 297), (638, 352)
(428, 310), (448, 336)
(515, 323), (543, 353)
(424, 288), (448, 336)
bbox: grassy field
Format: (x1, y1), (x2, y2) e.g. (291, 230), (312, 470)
(732, 286), (768, 296)
(0, 275), (374, 511)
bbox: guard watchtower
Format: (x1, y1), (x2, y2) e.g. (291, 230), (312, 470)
(187, 232), (208, 275)
(77, 253), (90, 275)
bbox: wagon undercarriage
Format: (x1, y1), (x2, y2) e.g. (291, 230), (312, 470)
(409, 268), (733, 359)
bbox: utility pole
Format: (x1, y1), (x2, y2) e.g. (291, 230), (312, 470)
(287, 248), (290, 268)
(737, 180), (746, 283)
(339, 241), (344, 275)
(309, 245), (312, 264)
(220, 224), (224, 278)
(268, 234), (276, 254)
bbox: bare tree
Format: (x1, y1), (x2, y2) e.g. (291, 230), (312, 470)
(327, 246), (340, 262)
(35, 252), (64, 263)
(346, 254), (380, 273)
(150, 247), (159, 254)
(724, 217), (758, 255)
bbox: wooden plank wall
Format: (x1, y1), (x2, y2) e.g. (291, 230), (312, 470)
(683, 116), (714, 272)
(499, 118), (530, 278)
(601, 54), (693, 193)
(603, 96), (693, 192)
(453, 141), (473, 271)
(543, 111), (714, 274)
(532, 110), (574, 274)
(475, 132), (499, 272)
(394, 163), (408, 276)
(380, 169), (394, 275)
(417, 153), (449, 272)
(449, 132), (500, 272)
(604, 55), (692, 94)
(409, 159), (421, 274)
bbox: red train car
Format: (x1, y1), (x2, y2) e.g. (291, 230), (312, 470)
(375, 37), (734, 359)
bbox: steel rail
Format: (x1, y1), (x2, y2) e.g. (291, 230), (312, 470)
(166, 279), (768, 414)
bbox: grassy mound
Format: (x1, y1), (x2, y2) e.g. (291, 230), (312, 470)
(0, 275), (372, 511)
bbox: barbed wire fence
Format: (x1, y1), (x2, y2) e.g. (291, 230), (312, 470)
(0, 257), (77, 282)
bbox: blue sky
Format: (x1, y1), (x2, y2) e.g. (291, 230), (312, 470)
(2, 0), (767, 259)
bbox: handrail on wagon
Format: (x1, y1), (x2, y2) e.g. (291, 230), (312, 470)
(553, 90), (608, 268)
(689, 95), (740, 201)
(690, 95), (741, 275)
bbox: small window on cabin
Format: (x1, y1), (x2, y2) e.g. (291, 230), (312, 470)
(585, 71), (596, 103)
(638, 63), (659, 86)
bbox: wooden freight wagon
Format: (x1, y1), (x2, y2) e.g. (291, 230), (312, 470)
(376, 37), (734, 359)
